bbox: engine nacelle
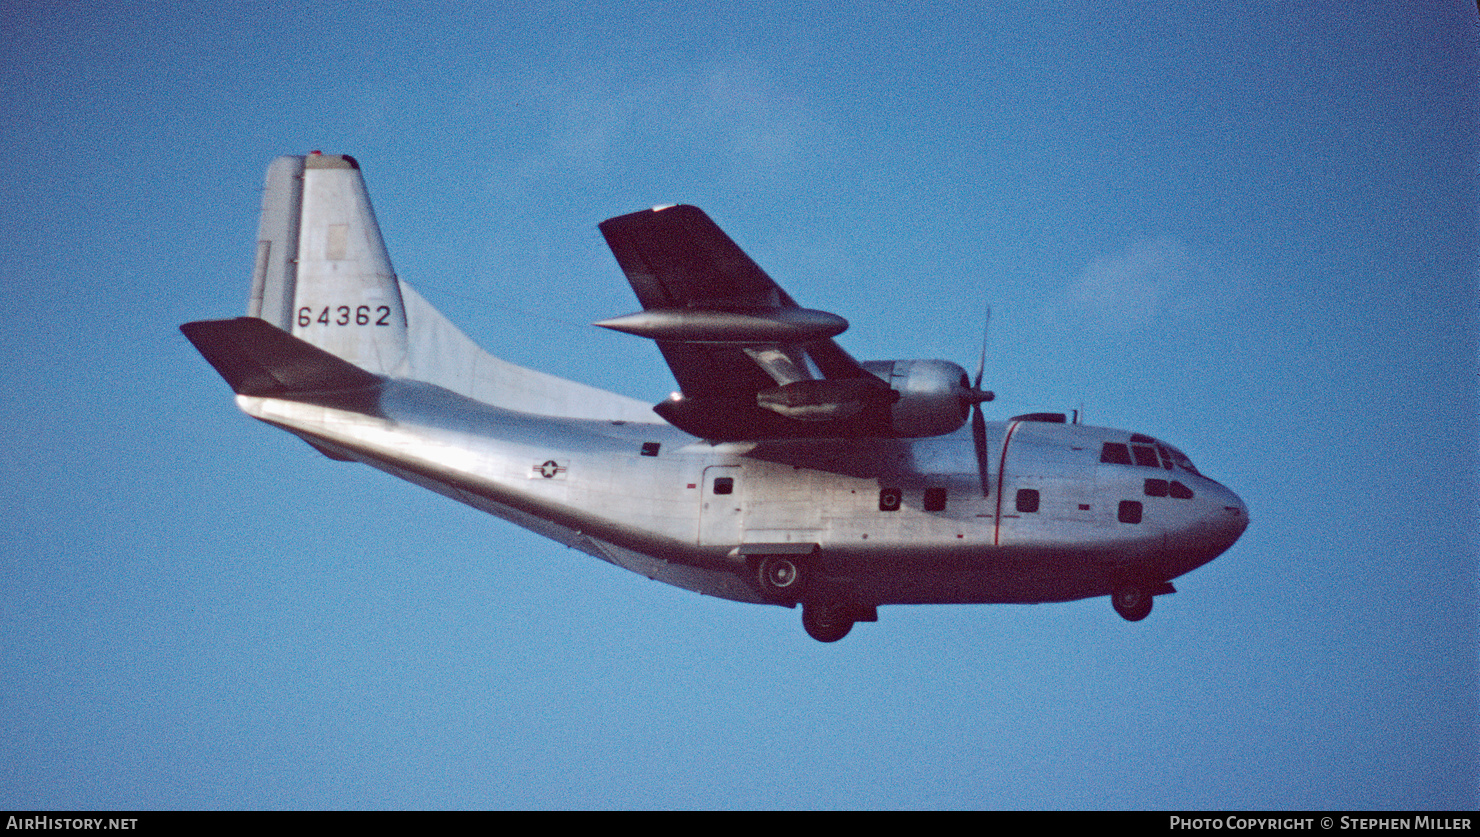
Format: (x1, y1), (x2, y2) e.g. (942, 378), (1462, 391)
(659, 357), (986, 441)
(862, 359), (973, 437)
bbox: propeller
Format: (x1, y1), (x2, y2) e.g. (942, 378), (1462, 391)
(963, 308), (995, 497)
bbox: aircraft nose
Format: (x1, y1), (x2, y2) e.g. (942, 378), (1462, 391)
(1162, 479), (1248, 577)
(1210, 483), (1250, 545)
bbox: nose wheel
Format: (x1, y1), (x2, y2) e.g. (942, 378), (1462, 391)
(1111, 583), (1154, 621)
(801, 600), (854, 643)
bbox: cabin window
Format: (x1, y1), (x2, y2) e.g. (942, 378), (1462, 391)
(1170, 480), (1194, 500)
(1144, 478), (1169, 497)
(1119, 500), (1142, 524)
(879, 487), (902, 511)
(1016, 489), (1040, 513)
(1100, 442), (1132, 465)
(713, 477), (734, 495)
(924, 486), (948, 512)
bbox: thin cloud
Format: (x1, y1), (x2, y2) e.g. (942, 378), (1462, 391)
(1056, 236), (1202, 329)
(537, 60), (822, 173)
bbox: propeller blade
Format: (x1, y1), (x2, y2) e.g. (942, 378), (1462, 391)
(974, 306), (991, 390)
(971, 305), (992, 496)
(972, 400), (990, 497)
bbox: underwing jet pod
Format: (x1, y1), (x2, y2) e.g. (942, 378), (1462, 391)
(182, 153), (1249, 642)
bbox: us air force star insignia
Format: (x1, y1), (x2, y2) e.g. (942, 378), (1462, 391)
(533, 459), (566, 479)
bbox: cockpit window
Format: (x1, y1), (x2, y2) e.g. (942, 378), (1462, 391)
(1155, 445), (1176, 470)
(1147, 478), (1195, 499)
(1132, 445), (1160, 468)
(1103, 439), (1202, 476)
(1163, 445), (1201, 476)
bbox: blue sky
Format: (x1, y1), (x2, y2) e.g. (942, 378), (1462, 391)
(1, 1), (1475, 809)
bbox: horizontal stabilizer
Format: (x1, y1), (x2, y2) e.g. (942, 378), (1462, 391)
(181, 317), (382, 397)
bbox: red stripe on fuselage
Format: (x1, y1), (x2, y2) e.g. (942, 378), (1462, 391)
(993, 420), (1021, 547)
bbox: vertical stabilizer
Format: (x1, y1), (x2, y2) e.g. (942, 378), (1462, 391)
(250, 153), (409, 377)
(293, 153), (408, 375)
(236, 153), (659, 424)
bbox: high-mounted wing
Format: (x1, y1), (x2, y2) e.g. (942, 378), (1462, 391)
(600, 204), (779, 312)
(597, 205), (897, 440)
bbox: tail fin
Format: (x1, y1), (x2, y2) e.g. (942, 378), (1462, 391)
(250, 153), (408, 376)
(238, 153), (658, 423)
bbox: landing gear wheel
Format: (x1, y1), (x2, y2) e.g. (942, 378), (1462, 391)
(1112, 583), (1153, 622)
(757, 555), (804, 598)
(802, 601), (854, 643)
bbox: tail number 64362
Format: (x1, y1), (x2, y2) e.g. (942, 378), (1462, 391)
(297, 306), (392, 327)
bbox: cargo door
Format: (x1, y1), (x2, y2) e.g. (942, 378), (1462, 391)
(699, 466), (743, 546)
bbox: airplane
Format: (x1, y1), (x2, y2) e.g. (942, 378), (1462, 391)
(181, 152), (1249, 643)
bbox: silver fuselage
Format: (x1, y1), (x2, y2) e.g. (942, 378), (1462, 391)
(243, 378), (1248, 609)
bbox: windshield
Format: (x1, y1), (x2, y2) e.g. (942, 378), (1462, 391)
(1159, 443), (1201, 476)
(1099, 438), (1202, 476)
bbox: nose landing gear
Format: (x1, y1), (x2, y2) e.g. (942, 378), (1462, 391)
(801, 601), (855, 643)
(1111, 583), (1154, 621)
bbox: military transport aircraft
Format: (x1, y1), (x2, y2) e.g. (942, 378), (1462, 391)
(182, 152), (1248, 642)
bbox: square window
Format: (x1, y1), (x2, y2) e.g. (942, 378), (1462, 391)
(924, 486), (948, 512)
(640, 442), (660, 457)
(713, 477), (733, 495)
(1119, 500), (1142, 524)
(1144, 478), (1169, 497)
(1016, 489), (1040, 513)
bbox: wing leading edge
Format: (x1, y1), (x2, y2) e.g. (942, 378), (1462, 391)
(597, 205), (897, 440)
